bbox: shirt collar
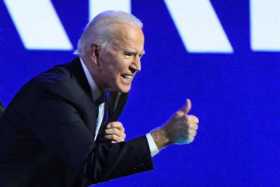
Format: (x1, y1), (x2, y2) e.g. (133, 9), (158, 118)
(80, 58), (102, 101)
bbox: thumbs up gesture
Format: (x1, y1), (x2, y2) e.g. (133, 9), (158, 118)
(151, 99), (199, 149)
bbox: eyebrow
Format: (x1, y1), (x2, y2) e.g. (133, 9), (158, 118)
(123, 48), (145, 56)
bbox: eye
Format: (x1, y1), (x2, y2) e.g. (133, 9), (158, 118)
(122, 50), (144, 60)
(123, 51), (135, 57)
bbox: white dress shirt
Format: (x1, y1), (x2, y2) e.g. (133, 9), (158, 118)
(80, 59), (159, 157)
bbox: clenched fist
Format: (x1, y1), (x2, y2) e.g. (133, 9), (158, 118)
(104, 121), (126, 143)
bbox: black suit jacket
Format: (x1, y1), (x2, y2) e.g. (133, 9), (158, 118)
(0, 58), (153, 187)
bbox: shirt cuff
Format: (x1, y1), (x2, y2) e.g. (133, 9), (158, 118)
(146, 133), (160, 157)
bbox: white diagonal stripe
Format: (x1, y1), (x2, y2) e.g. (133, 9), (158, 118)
(250, 0), (280, 51)
(89, 0), (131, 21)
(4, 0), (72, 50)
(165, 0), (233, 53)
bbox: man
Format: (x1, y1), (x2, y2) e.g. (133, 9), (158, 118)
(0, 11), (199, 187)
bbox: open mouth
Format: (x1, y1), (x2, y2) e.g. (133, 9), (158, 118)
(121, 73), (134, 81)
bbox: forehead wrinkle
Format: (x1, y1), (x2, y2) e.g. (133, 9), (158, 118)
(107, 23), (144, 52)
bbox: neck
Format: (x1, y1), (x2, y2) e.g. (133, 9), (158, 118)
(81, 56), (105, 92)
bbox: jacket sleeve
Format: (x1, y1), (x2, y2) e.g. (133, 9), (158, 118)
(31, 90), (153, 184)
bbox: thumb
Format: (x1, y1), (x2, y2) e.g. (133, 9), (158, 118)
(181, 98), (192, 114)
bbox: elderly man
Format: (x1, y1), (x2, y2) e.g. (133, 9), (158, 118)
(0, 11), (199, 187)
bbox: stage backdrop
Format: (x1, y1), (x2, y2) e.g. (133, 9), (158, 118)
(1, 0), (280, 186)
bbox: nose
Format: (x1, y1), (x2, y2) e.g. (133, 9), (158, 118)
(133, 56), (141, 72)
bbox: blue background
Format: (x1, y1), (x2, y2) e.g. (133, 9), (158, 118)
(0, 1), (279, 186)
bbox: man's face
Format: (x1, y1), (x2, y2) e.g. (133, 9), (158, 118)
(96, 24), (145, 93)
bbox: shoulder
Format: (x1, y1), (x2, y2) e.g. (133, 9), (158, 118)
(14, 58), (86, 102)
(31, 58), (83, 91)
(34, 59), (79, 87)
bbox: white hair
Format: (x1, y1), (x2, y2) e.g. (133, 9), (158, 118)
(76, 10), (143, 57)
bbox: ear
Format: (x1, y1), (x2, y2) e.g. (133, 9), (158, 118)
(89, 44), (100, 66)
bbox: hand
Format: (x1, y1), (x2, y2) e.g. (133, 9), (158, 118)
(151, 99), (199, 149)
(104, 121), (126, 143)
(164, 99), (199, 144)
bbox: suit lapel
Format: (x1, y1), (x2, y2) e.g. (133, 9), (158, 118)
(64, 58), (98, 134)
(107, 92), (128, 122)
(64, 58), (93, 99)
(64, 58), (129, 140)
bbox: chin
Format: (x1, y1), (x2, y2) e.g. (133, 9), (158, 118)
(119, 87), (130, 93)
(108, 85), (130, 93)
(118, 85), (131, 93)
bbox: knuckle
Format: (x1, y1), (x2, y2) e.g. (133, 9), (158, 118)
(194, 116), (199, 122)
(111, 122), (118, 126)
(113, 130), (117, 134)
(119, 125), (124, 131)
(175, 111), (184, 117)
(117, 121), (123, 126)
(115, 121), (121, 126)
(190, 123), (197, 129)
(188, 129), (196, 135)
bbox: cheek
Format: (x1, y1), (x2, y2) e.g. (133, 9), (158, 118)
(106, 62), (122, 77)
(100, 58), (121, 81)
(100, 51), (129, 77)
(105, 58), (127, 75)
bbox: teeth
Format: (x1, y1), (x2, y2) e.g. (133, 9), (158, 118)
(123, 74), (133, 79)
